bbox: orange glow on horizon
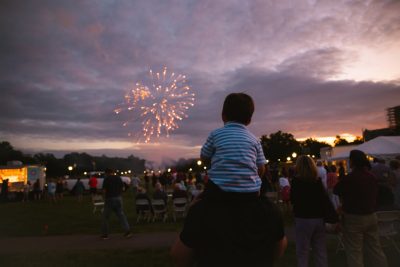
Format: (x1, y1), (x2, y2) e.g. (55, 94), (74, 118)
(297, 133), (358, 146)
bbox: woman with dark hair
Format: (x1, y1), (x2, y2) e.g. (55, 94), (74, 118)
(291, 155), (337, 267)
(334, 150), (387, 267)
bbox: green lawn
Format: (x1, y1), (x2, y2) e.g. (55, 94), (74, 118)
(0, 190), (182, 237)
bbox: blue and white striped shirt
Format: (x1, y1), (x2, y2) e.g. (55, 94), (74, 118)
(201, 122), (266, 193)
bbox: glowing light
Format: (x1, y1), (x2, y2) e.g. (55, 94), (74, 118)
(115, 67), (195, 143)
(197, 160), (202, 166)
(292, 152), (297, 158)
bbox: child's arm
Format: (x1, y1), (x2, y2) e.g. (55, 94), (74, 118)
(258, 164), (265, 178)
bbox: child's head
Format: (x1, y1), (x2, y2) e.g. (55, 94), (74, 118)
(222, 93), (254, 125)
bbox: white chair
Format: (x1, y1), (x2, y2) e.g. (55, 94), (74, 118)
(172, 197), (187, 222)
(152, 199), (168, 222)
(135, 198), (152, 223)
(376, 210), (400, 254)
(91, 194), (104, 214)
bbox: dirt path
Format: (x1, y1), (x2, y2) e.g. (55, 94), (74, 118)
(0, 232), (178, 253)
(0, 227), (296, 253)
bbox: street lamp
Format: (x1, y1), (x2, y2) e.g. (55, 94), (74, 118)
(287, 157), (291, 162)
(189, 168), (192, 172)
(203, 166), (207, 170)
(197, 160), (202, 166)
(67, 166), (73, 177)
(167, 168), (171, 173)
(292, 152), (297, 158)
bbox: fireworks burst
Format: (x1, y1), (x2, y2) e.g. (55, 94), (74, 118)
(114, 67), (195, 143)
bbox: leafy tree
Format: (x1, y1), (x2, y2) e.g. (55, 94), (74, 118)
(334, 135), (350, 147)
(0, 141), (25, 164)
(300, 138), (331, 158)
(260, 131), (301, 162)
(34, 153), (66, 177)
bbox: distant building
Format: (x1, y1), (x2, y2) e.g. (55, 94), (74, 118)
(363, 105), (400, 141)
(387, 105), (400, 130)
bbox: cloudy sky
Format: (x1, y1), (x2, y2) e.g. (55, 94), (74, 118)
(1, 0), (400, 166)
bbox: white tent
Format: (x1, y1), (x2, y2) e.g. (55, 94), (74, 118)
(330, 136), (400, 160)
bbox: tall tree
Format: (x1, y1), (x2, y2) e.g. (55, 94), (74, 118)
(260, 131), (301, 162)
(334, 135), (350, 147)
(300, 138), (331, 158)
(0, 141), (24, 164)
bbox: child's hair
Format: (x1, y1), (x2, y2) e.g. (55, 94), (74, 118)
(222, 93), (254, 125)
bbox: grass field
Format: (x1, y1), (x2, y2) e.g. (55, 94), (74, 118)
(0, 190), (182, 237)
(0, 189), (399, 266)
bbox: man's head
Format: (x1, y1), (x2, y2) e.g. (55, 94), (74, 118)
(222, 93), (254, 125)
(349, 150), (370, 170)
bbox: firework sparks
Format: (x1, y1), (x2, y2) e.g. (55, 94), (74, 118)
(114, 67), (195, 143)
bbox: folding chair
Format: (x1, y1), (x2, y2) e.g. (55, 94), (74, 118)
(172, 197), (187, 222)
(152, 199), (168, 222)
(135, 198), (152, 223)
(91, 194), (105, 214)
(376, 210), (400, 254)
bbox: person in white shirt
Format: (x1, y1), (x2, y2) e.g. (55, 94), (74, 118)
(316, 161), (328, 190)
(131, 174), (141, 193)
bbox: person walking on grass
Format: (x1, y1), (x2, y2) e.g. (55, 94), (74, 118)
(47, 178), (57, 203)
(73, 178), (85, 202)
(101, 168), (132, 240)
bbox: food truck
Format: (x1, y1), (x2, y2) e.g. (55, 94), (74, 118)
(0, 162), (46, 192)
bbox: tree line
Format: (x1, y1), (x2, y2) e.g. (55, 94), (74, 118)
(0, 141), (146, 177)
(260, 131), (363, 162)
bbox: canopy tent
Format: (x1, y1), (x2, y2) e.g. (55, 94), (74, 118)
(330, 136), (400, 160)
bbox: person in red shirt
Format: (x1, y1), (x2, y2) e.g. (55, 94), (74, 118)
(89, 176), (98, 195)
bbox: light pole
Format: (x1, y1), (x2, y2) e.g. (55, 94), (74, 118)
(68, 166), (73, 177)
